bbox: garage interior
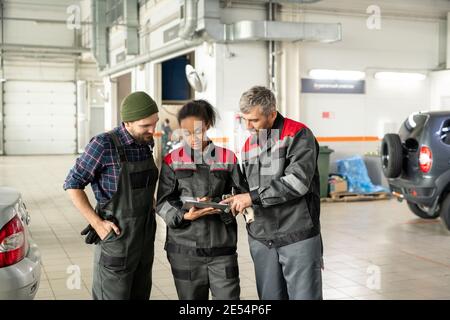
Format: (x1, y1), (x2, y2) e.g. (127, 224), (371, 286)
(1, 0), (450, 300)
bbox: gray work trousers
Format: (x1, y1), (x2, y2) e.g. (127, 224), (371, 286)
(167, 252), (240, 300)
(249, 234), (323, 300)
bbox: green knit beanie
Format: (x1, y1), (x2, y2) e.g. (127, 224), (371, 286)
(120, 91), (158, 122)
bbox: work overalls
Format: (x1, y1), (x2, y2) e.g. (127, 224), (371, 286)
(92, 131), (158, 300)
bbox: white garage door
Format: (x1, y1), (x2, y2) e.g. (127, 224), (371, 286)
(4, 81), (76, 155)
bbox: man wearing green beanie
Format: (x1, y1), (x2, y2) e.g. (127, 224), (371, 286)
(64, 91), (160, 300)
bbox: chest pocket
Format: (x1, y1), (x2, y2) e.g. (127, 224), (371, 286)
(175, 169), (195, 179)
(209, 170), (230, 197)
(130, 168), (158, 190)
(212, 170), (229, 179)
(272, 145), (287, 159)
(175, 169), (196, 197)
(260, 147), (286, 179)
(242, 161), (259, 189)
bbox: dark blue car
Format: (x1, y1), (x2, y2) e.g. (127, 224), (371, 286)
(381, 111), (450, 230)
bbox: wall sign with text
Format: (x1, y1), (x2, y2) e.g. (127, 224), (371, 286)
(301, 78), (366, 94)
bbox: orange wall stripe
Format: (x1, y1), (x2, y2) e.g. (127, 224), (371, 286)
(317, 136), (380, 142)
(211, 137), (230, 143)
(153, 134), (228, 142)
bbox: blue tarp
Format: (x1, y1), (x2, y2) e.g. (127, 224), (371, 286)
(336, 156), (389, 194)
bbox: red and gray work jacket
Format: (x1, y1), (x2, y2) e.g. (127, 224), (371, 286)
(242, 112), (321, 248)
(156, 142), (248, 257)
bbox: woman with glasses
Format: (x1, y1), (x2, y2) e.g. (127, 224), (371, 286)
(156, 99), (247, 300)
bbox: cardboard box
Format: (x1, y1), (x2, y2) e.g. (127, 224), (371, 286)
(329, 177), (348, 194)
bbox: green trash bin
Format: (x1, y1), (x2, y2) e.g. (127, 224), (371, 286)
(318, 146), (334, 198)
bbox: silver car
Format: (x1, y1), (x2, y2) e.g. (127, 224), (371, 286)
(0, 186), (41, 299)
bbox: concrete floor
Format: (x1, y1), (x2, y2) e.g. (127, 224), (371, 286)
(2, 155), (450, 300)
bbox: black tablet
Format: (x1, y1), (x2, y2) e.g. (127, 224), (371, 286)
(182, 200), (229, 211)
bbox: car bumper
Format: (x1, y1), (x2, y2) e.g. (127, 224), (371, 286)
(0, 241), (41, 300)
(388, 178), (437, 207)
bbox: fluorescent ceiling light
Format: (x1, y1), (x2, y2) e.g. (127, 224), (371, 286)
(309, 69), (366, 80)
(374, 72), (426, 81)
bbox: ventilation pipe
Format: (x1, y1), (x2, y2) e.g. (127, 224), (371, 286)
(191, 1), (341, 43)
(124, 0), (139, 55)
(91, 0), (108, 69)
(99, 0), (340, 76)
(253, 0), (322, 3)
(178, 0), (199, 40)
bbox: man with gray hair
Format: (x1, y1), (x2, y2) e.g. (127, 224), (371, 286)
(221, 86), (323, 300)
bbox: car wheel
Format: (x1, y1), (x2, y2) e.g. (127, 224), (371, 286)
(381, 133), (403, 178)
(438, 194), (450, 230)
(407, 201), (439, 219)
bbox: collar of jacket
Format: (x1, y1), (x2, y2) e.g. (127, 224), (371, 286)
(271, 112), (285, 132)
(249, 112), (284, 145)
(181, 140), (215, 162)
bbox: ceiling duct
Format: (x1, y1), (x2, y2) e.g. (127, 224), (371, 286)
(224, 20), (341, 43)
(178, 0), (199, 40)
(124, 0), (139, 55)
(252, 0), (322, 3)
(100, 0), (338, 76)
(0, 44), (89, 55)
(91, 0), (108, 69)
(184, 0), (341, 43)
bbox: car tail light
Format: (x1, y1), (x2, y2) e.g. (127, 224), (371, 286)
(0, 215), (26, 268)
(419, 146), (432, 173)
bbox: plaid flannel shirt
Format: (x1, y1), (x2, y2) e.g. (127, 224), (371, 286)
(63, 123), (153, 205)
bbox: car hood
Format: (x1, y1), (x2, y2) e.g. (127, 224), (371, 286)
(0, 186), (21, 229)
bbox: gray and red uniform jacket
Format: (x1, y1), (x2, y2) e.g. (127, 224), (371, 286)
(156, 142), (248, 257)
(242, 112), (321, 248)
